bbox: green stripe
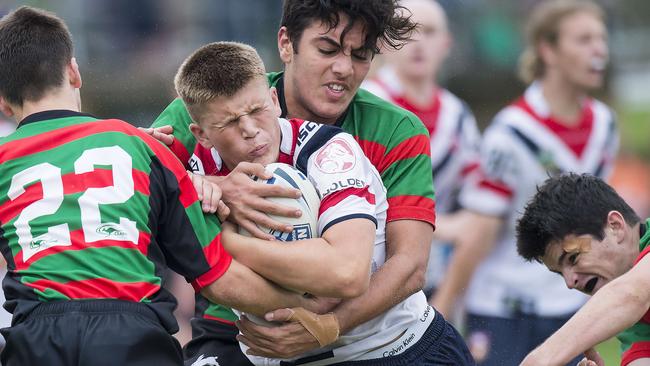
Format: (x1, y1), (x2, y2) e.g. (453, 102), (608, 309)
(204, 303), (239, 322)
(184, 201), (222, 247)
(382, 155), (435, 201)
(151, 98), (197, 157)
(20, 246), (158, 284)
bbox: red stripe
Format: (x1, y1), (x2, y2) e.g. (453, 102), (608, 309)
(0, 119), (198, 209)
(14, 229), (151, 270)
(168, 139), (191, 169)
(27, 277), (160, 301)
(0, 169), (150, 230)
(192, 234), (233, 292)
(203, 314), (236, 326)
(355, 139), (386, 174)
(319, 187), (375, 217)
(460, 162), (480, 177)
(478, 178), (514, 198)
(622, 341), (650, 366)
(378, 135), (431, 174)
(386, 196), (436, 226)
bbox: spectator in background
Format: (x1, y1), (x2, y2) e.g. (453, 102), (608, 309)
(430, 1), (619, 365)
(361, 0), (481, 302)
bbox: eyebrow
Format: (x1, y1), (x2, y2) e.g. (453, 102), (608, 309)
(316, 36), (368, 53)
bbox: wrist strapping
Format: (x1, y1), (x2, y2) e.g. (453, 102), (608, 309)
(288, 307), (340, 347)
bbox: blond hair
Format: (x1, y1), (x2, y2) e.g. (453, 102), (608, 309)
(518, 0), (604, 84)
(174, 41), (266, 118)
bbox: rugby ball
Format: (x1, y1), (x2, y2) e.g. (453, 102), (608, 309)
(238, 163), (321, 327)
(240, 162), (320, 241)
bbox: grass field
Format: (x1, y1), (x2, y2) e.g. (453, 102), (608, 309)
(596, 337), (621, 365)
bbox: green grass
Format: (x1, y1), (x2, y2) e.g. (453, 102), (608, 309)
(596, 337), (621, 365)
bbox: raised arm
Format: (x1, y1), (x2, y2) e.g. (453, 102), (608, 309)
(521, 254), (650, 366)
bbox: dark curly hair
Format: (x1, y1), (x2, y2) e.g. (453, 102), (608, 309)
(516, 173), (640, 262)
(281, 0), (416, 54)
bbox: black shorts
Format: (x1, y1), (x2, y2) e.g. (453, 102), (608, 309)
(184, 317), (253, 366)
(1, 299), (183, 366)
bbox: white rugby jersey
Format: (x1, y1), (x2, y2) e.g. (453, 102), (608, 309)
(459, 82), (619, 317)
(190, 117), (435, 365)
(363, 67), (481, 290)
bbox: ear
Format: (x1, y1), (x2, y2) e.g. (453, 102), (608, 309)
(606, 210), (626, 243)
(68, 57), (82, 89)
(538, 40), (557, 68)
(189, 122), (213, 149)
(0, 97), (15, 118)
(269, 87), (282, 118)
(278, 26), (293, 64)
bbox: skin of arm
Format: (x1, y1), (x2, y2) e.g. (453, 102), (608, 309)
(222, 218), (375, 298)
(235, 219), (434, 358)
(520, 254), (650, 366)
(200, 259), (327, 317)
(430, 211), (503, 317)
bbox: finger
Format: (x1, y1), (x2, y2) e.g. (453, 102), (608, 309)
(138, 127), (154, 135)
(583, 348), (604, 366)
(217, 201), (230, 222)
(238, 335), (285, 358)
(243, 212), (294, 234)
(265, 308), (295, 322)
(189, 173), (203, 201)
(247, 195), (302, 219)
(237, 218), (277, 240)
(233, 162), (271, 179)
(236, 317), (276, 341)
(156, 125), (173, 134)
(253, 183), (302, 200)
(202, 180), (215, 213)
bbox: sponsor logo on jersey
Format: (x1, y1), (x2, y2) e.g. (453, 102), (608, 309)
(322, 178), (366, 197)
(315, 138), (356, 174)
(30, 236), (59, 250)
(96, 223), (128, 239)
(269, 224), (313, 241)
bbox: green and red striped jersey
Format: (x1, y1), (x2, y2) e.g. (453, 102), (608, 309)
(0, 110), (231, 329)
(618, 219), (650, 366)
(152, 72), (436, 325)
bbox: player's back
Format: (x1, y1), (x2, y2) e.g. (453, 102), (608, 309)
(0, 110), (192, 326)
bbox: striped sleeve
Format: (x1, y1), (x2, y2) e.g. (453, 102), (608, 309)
(140, 131), (231, 291)
(151, 98), (198, 168)
(372, 115), (436, 226)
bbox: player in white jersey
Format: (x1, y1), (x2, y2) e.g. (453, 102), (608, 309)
(361, 0), (481, 297)
(430, 1), (618, 365)
(176, 42), (472, 366)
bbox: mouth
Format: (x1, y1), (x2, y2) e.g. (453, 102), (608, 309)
(584, 277), (598, 294)
(325, 82), (347, 94)
(589, 57), (607, 73)
(250, 144), (268, 157)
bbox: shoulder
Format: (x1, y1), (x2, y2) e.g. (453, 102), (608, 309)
(360, 79), (392, 101)
(350, 89), (427, 133)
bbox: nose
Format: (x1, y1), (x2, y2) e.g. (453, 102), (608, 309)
(331, 53), (353, 78)
(239, 115), (259, 139)
(562, 269), (579, 290)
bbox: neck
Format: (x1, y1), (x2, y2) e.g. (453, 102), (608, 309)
(540, 74), (586, 126)
(395, 68), (438, 108)
(14, 89), (80, 124)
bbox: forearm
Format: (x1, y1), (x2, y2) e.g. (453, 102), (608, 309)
(332, 220), (433, 333)
(227, 219), (374, 298)
(201, 260), (308, 317)
(528, 279), (650, 365)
